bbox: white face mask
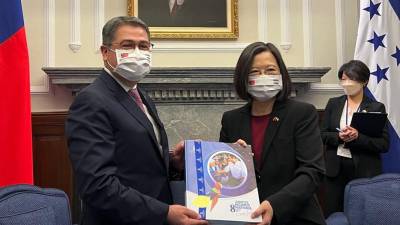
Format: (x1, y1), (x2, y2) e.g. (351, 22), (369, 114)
(247, 75), (283, 102)
(340, 80), (364, 96)
(107, 47), (151, 82)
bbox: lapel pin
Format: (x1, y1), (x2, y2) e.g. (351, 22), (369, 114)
(272, 116), (279, 122)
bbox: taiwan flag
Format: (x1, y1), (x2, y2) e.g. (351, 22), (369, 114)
(354, 0), (400, 172)
(0, 0), (33, 186)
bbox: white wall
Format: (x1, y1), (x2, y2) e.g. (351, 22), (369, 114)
(22, 0), (359, 112)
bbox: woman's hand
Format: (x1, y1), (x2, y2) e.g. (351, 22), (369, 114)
(338, 126), (359, 142)
(250, 200), (273, 225)
(234, 139), (248, 147)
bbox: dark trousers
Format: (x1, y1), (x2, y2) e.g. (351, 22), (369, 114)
(323, 157), (355, 218)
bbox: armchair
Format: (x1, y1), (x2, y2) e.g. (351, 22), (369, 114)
(0, 184), (73, 225)
(326, 173), (400, 225)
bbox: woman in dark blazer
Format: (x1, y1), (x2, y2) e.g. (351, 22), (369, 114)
(219, 42), (326, 225)
(321, 60), (389, 217)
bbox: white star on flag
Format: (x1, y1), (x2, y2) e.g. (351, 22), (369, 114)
(354, 0), (400, 172)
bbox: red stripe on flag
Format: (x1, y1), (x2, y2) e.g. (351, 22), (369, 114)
(0, 27), (33, 187)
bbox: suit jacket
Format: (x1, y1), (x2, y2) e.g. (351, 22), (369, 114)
(66, 70), (172, 225)
(219, 100), (326, 225)
(321, 95), (389, 178)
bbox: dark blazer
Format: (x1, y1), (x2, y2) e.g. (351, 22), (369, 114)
(321, 95), (389, 178)
(66, 70), (172, 225)
(219, 100), (326, 225)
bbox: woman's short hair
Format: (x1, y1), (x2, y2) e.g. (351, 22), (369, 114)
(233, 42), (292, 101)
(338, 60), (370, 84)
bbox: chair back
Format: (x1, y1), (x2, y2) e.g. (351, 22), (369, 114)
(0, 184), (72, 225)
(344, 173), (400, 225)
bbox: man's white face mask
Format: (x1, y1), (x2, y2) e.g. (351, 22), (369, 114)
(107, 47), (151, 82)
(247, 74), (283, 102)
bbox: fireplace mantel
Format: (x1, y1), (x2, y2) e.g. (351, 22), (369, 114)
(43, 67), (330, 104)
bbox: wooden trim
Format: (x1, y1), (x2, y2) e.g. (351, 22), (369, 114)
(32, 112), (80, 223)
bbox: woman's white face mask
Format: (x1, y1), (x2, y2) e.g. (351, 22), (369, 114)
(247, 74), (283, 102)
(107, 47), (151, 82)
(340, 80), (364, 96)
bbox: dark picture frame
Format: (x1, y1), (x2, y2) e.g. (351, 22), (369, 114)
(127, 0), (238, 39)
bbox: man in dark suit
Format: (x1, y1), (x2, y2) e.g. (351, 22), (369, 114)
(138, 0), (227, 27)
(66, 16), (207, 225)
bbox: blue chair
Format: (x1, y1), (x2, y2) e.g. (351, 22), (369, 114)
(0, 184), (73, 225)
(326, 173), (400, 225)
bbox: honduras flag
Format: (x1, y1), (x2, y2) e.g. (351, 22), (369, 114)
(354, 0), (400, 173)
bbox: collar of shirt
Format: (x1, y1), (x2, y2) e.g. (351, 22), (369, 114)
(103, 67), (137, 92)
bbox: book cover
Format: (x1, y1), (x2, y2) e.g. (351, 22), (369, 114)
(185, 140), (262, 224)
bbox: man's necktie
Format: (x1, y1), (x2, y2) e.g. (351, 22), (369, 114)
(129, 88), (145, 113)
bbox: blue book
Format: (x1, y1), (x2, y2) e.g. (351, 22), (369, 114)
(184, 140), (262, 224)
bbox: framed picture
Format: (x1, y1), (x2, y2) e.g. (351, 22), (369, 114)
(127, 0), (238, 39)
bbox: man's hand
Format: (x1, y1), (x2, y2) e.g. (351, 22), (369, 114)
(250, 200), (273, 225)
(167, 205), (208, 225)
(170, 141), (185, 171)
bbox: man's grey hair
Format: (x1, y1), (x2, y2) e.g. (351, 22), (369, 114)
(102, 16), (150, 46)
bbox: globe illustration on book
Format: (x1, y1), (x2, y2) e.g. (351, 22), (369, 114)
(207, 151), (248, 190)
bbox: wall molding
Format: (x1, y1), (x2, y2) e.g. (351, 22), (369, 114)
(44, 0), (55, 67)
(43, 67), (330, 104)
(302, 0), (313, 66)
(280, 0), (292, 52)
(335, 0), (345, 67)
(30, 83), (49, 93)
(94, 0), (104, 53)
(31, 0), (54, 94)
(69, 0), (81, 52)
(309, 83), (343, 94)
(257, 0), (268, 42)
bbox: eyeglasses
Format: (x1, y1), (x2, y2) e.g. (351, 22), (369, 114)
(108, 40), (153, 51)
(248, 66), (280, 76)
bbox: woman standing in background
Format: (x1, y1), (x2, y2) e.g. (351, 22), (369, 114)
(321, 60), (389, 217)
